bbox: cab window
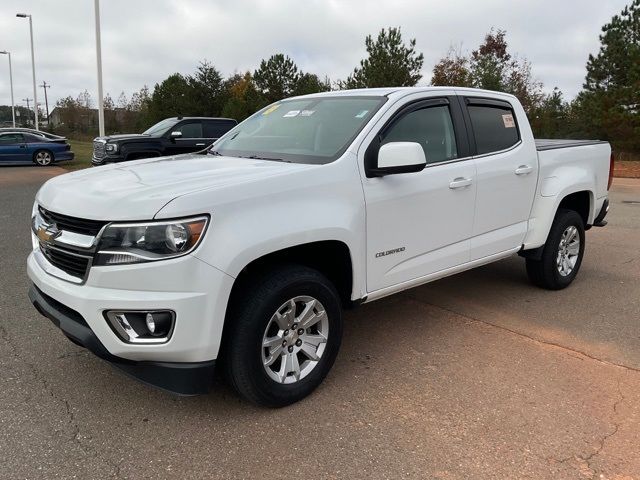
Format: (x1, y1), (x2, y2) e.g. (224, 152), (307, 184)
(467, 104), (520, 155)
(0, 133), (24, 144)
(174, 122), (203, 138)
(381, 105), (458, 164)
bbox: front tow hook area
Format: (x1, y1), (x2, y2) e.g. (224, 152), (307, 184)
(28, 285), (216, 395)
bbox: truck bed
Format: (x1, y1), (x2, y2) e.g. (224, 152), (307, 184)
(535, 139), (608, 151)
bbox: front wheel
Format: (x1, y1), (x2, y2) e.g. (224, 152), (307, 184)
(224, 265), (343, 407)
(33, 149), (54, 166)
(526, 208), (586, 290)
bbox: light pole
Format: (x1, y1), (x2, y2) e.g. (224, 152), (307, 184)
(94, 0), (105, 136)
(17, 13), (39, 131)
(0, 51), (15, 128)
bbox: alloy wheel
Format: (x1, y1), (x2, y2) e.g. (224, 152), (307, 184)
(556, 225), (580, 276)
(261, 296), (329, 384)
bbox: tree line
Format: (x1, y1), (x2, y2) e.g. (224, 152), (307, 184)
(41, 0), (638, 153)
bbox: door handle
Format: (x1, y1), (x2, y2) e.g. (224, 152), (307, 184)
(195, 143), (206, 147)
(515, 165), (533, 175)
(449, 177), (472, 189)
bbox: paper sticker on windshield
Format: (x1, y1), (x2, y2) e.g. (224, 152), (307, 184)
(300, 110), (315, 117)
(502, 114), (515, 128)
(283, 110), (300, 118)
(355, 110), (369, 118)
(262, 105), (280, 116)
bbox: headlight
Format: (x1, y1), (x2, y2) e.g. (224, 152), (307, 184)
(94, 216), (209, 266)
(105, 143), (118, 153)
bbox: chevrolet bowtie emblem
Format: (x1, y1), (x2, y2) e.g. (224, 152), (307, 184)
(37, 223), (61, 243)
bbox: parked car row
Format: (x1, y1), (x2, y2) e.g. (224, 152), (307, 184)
(91, 116), (237, 165)
(0, 117), (237, 167)
(0, 128), (74, 166)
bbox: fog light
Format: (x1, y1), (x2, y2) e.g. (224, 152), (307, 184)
(104, 310), (175, 344)
(146, 313), (156, 334)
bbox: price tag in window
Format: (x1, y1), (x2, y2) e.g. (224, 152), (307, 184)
(502, 114), (515, 128)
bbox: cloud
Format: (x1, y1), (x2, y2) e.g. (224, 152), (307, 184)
(0, 0), (629, 110)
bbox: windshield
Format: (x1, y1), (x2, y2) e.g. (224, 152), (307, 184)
(143, 118), (178, 136)
(211, 96), (386, 164)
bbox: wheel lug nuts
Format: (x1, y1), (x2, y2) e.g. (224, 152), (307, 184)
(298, 329), (304, 335)
(288, 345), (294, 353)
(292, 323), (298, 329)
(282, 340), (287, 347)
(284, 329), (289, 335)
(296, 339), (302, 347)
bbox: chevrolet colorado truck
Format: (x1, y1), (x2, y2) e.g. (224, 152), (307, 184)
(28, 87), (613, 407)
(91, 116), (237, 165)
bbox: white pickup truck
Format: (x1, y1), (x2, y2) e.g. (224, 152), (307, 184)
(27, 87), (613, 406)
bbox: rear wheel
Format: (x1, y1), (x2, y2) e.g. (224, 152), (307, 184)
(526, 208), (585, 290)
(33, 149), (53, 166)
(224, 265), (343, 407)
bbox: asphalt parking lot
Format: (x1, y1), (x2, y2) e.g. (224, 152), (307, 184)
(1, 166), (639, 480)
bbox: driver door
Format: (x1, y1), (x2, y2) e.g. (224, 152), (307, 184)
(360, 96), (477, 293)
(0, 133), (29, 163)
(165, 120), (206, 155)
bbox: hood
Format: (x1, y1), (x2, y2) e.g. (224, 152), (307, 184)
(96, 133), (150, 142)
(36, 154), (314, 220)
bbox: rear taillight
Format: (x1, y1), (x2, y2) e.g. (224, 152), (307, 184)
(608, 152), (615, 190)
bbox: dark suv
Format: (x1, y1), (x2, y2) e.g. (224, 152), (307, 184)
(92, 117), (237, 165)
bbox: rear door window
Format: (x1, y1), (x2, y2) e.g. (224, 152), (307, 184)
(466, 102), (520, 155)
(203, 121), (236, 139)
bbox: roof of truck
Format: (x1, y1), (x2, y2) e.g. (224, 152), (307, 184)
(292, 86), (518, 101)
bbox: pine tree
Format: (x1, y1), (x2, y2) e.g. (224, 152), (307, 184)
(340, 27), (424, 89)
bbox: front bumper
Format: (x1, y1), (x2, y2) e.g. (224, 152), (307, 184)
(29, 285), (215, 395)
(27, 250), (234, 363)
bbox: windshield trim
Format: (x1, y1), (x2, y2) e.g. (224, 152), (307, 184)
(209, 95), (388, 165)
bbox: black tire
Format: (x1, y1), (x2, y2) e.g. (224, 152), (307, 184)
(33, 149), (54, 166)
(526, 208), (586, 290)
(224, 265), (343, 407)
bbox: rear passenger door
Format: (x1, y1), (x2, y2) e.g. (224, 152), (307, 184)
(461, 96), (539, 260)
(203, 120), (236, 145)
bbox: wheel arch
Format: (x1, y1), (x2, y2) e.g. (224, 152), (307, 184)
(522, 187), (595, 252)
(217, 240), (355, 365)
(227, 240), (354, 309)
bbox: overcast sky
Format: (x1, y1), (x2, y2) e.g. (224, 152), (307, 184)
(0, 0), (630, 111)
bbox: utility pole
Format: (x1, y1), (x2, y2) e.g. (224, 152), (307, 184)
(23, 98), (33, 125)
(40, 81), (50, 125)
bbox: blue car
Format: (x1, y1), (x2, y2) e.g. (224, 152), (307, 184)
(0, 131), (74, 166)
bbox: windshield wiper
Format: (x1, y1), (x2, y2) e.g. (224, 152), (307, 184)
(208, 150), (222, 156)
(242, 155), (291, 163)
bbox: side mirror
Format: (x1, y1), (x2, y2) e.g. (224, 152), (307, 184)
(170, 131), (183, 140)
(368, 142), (426, 177)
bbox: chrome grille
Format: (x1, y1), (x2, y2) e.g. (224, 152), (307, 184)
(40, 244), (91, 279)
(34, 207), (106, 282)
(93, 140), (106, 160)
(38, 206), (106, 236)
